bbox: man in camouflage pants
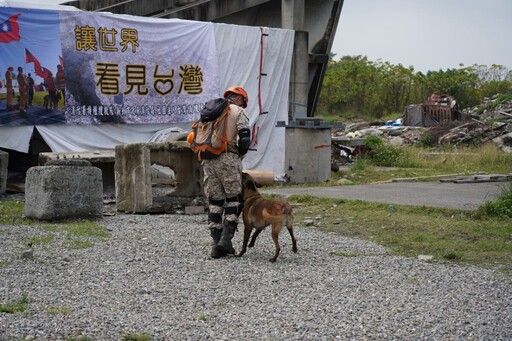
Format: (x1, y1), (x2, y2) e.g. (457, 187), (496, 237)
(203, 86), (251, 258)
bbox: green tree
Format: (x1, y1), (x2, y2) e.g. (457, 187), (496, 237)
(423, 67), (481, 108)
(318, 55), (512, 121)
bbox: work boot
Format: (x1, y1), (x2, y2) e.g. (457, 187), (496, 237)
(210, 228), (224, 258)
(217, 220), (237, 255)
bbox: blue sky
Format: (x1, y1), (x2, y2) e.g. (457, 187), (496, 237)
(332, 0), (512, 73)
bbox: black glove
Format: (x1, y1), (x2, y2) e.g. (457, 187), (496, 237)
(237, 128), (251, 155)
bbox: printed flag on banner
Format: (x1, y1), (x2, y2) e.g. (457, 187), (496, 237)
(25, 48), (51, 79)
(0, 13), (21, 43)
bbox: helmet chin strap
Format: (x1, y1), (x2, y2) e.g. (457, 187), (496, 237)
(227, 93), (238, 103)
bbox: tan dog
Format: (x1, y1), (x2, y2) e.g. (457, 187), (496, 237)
(42, 94), (51, 109)
(43, 91), (61, 110)
(237, 172), (297, 262)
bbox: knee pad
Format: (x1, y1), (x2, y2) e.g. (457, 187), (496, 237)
(225, 195), (239, 217)
(208, 212), (222, 224)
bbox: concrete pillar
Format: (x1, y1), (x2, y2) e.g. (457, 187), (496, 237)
(282, 0), (305, 30)
(282, 0), (308, 119)
(115, 143), (153, 213)
(290, 31), (309, 119)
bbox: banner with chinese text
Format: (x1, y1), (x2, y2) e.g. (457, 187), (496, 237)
(0, 7), (219, 126)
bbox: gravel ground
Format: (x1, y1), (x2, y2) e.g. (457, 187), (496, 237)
(0, 202), (511, 340)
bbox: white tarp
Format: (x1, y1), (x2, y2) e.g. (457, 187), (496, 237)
(0, 124), (33, 151)
(0, 8), (294, 175)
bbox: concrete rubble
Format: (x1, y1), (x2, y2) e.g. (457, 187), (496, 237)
(331, 94), (512, 163)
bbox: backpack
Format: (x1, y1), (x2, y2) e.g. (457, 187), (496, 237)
(187, 98), (230, 161)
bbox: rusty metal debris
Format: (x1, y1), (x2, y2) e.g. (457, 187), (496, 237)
(403, 93), (461, 127)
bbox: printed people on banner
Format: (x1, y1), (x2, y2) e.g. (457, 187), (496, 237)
(16, 66), (28, 113)
(27, 73), (35, 107)
(5, 67), (14, 111)
(56, 64), (65, 105)
(43, 71), (58, 110)
(0, 66), (62, 113)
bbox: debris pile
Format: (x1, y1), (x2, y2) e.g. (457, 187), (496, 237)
(331, 94), (512, 162)
(428, 94), (512, 149)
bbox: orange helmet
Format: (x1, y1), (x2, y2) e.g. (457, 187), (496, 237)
(224, 86), (248, 108)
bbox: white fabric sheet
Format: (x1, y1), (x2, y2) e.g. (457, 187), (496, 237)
(215, 24), (294, 174)
(35, 122), (193, 152)
(0, 125), (34, 152)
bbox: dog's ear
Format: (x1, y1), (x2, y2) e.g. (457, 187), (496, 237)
(242, 172), (262, 189)
(247, 179), (258, 191)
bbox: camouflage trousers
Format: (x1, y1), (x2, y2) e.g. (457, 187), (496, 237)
(202, 152), (242, 229)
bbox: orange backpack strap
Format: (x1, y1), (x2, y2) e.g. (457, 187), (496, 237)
(187, 121), (199, 146)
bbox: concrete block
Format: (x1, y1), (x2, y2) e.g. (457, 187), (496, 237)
(115, 142), (153, 213)
(39, 150), (116, 194)
(0, 150), (8, 194)
(24, 165), (103, 220)
(285, 127), (331, 183)
(115, 141), (203, 213)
